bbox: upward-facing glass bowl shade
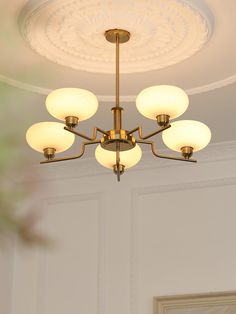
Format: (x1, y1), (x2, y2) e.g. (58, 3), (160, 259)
(46, 88), (99, 121)
(95, 144), (142, 169)
(26, 122), (75, 153)
(162, 120), (211, 152)
(136, 85), (189, 120)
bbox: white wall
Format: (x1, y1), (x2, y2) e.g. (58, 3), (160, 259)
(2, 141), (236, 314)
(0, 250), (13, 314)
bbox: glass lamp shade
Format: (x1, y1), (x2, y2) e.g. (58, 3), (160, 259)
(26, 122), (75, 153)
(136, 85), (189, 120)
(162, 120), (211, 152)
(95, 144), (142, 169)
(46, 88), (99, 121)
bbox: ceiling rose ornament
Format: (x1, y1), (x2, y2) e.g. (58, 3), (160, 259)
(26, 29), (211, 181)
(21, 0), (211, 74)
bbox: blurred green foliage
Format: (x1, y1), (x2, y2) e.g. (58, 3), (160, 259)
(0, 84), (48, 246)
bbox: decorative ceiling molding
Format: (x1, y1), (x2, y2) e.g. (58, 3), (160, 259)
(1, 0), (236, 98)
(20, 0), (211, 74)
(1, 73), (236, 100)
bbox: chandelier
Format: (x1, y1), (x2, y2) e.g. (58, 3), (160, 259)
(26, 29), (211, 181)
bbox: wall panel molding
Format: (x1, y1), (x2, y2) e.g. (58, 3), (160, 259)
(10, 191), (108, 314)
(9, 139), (236, 314)
(38, 192), (106, 314)
(22, 141), (236, 184)
(129, 175), (236, 314)
(1, 74), (236, 99)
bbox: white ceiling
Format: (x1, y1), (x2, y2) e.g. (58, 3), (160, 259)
(0, 0), (235, 161)
(0, 0), (235, 95)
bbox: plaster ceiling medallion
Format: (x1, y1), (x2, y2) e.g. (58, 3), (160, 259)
(21, 0), (211, 74)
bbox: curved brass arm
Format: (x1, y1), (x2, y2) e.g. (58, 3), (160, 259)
(127, 124), (171, 140)
(64, 127), (109, 141)
(40, 140), (100, 164)
(136, 140), (197, 163)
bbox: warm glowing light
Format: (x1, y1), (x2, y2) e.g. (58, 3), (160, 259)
(136, 85), (189, 120)
(162, 120), (211, 152)
(46, 88), (99, 121)
(26, 122), (75, 153)
(95, 145), (142, 169)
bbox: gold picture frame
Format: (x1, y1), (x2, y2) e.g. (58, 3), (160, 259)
(154, 291), (236, 314)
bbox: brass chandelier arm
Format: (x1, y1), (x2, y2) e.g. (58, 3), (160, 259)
(127, 124), (171, 140)
(136, 140), (197, 163)
(40, 140), (101, 164)
(64, 126), (109, 141)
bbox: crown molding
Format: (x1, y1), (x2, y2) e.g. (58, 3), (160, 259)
(0, 73), (236, 100)
(20, 140), (236, 185)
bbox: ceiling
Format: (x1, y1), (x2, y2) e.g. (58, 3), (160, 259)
(0, 0), (235, 162)
(1, 4), (236, 313)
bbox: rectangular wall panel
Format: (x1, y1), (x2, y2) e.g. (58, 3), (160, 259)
(131, 184), (236, 314)
(38, 196), (100, 314)
(10, 193), (103, 314)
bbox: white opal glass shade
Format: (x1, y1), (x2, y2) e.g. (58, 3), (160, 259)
(95, 144), (142, 169)
(162, 120), (211, 152)
(46, 88), (98, 121)
(26, 122), (75, 153)
(136, 85), (189, 120)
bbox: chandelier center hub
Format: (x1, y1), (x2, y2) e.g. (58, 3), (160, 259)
(100, 130), (136, 152)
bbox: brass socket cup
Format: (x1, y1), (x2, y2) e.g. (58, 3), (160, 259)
(156, 114), (170, 127)
(65, 116), (79, 129)
(181, 146), (193, 159)
(43, 147), (56, 160)
(113, 164), (125, 175)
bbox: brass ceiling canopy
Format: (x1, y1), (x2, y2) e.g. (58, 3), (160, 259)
(105, 29), (131, 44)
(26, 28), (211, 182)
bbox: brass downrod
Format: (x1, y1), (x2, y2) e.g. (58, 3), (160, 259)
(112, 32), (123, 131)
(105, 29), (130, 131)
(116, 32), (120, 108)
(112, 107), (123, 130)
(112, 32), (122, 130)
(105, 29), (131, 181)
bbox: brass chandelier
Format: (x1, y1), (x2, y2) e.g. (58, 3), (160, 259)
(26, 29), (211, 181)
